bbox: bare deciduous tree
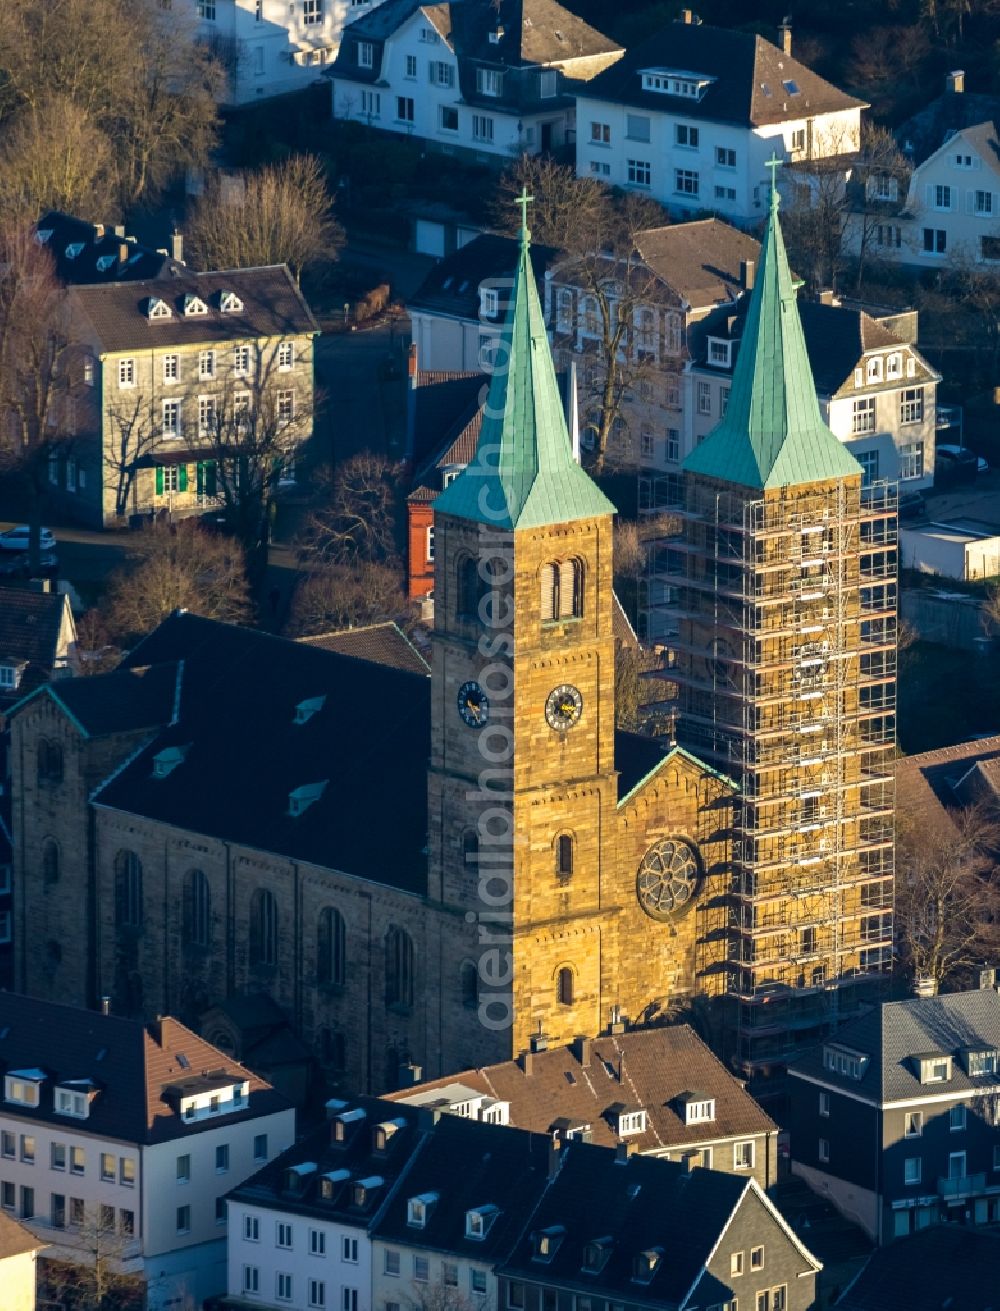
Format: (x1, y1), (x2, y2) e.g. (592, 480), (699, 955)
(0, 94), (115, 221)
(104, 395), (160, 521)
(895, 800), (1000, 994)
(288, 561), (408, 637)
(39, 1206), (144, 1310)
(186, 155), (343, 284)
(102, 521), (251, 646)
(305, 452), (404, 564)
(495, 156), (671, 473)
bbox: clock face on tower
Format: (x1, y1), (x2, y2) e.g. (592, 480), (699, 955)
(457, 681), (489, 728)
(636, 837), (701, 919)
(545, 684), (583, 731)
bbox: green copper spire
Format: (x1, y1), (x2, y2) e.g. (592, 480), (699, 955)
(433, 190), (616, 530)
(683, 160), (862, 490)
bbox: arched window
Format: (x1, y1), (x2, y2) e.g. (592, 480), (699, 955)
(462, 829), (479, 875)
(183, 869), (211, 948)
(541, 559), (583, 621)
(249, 889), (278, 967)
(114, 850), (143, 929)
(458, 556), (481, 618)
(557, 835), (574, 881)
(555, 287), (574, 333)
(38, 739), (63, 785)
(557, 966), (575, 1006)
(460, 960), (479, 1009)
(42, 839), (59, 886)
(664, 312), (682, 356)
(385, 926), (414, 1010)
(317, 907), (346, 987)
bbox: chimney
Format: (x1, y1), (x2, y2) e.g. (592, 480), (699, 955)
(947, 69), (965, 95)
(572, 1035), (592, 1066)
(778, 18), (792, 56)
(119, 242), (130, 266)
(519, 1049), (534, 1076)
(818, 289), (836, 306)
(28, 578), (52, 593)
(100, 996), (111, 1016)
(170, 229), (184, 263)
(741, 259), (755, 291)
(398, 1061), (422, 1087)
(113, 223), (125, 238)
(615, 1141), (637, 1164)
(548, 1136), (562, 1178)
(530, 1031), (549, 1054)
(680, 7), (694, 22)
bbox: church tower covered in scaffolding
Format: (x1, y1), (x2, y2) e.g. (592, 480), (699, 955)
(672, 176), (896, 1080)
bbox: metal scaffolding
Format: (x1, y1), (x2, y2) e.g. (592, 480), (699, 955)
(640, 472), (897, 1075)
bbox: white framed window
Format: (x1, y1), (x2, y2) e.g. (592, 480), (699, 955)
(733, 1140), (754, 1169)
(476, 68), (503, 96)
(473, 115), (494, 143)
(975, 189), (994, 216)
(198, 0), (216, 18)
(818, 1138), (830, 1163)
(342, 1235), (358, 1262)
(198, 396), (216, 435)
(278, 342), (294, 371)
(397, 96), (415, 123)
(866, 356), (883, 383)
(590, 160), (611, 176)
(384, 1249), (400, 1276)
(309, 1229), (325, 1256)
(431, 60), (454, 87)
(176, 1204), (191, 1234)
(626, 113), (650, 141)
(640, 424), (654, 459)
(716, 146), (736, 168)
(934, 184), (953, 210)
(118, 358), (136, 389)
(900, 387), (924, 424)
(309, 1280), (326, 1309)
(162, 400), (180, 438)
(199, 350), (215, 380)
(904, 1156), (921, 1184)
(439, 105), (458, 132)
(675, 169), (699, 197)
(303, 0), (323, 25)
(923, 227), (947, 254)
(708, 337), (732, 367)
(277, 390), (294, 424)
(904, 1111), (923, 1137)
(899, 441), (924, 480)
(343, 1291), (358, 1311)
(405, 54), (417, 78)
(590, 121), (610, 145)
(277, 1272), (293, 1302)
(867, 174), (899, 202)
(819, 1091), (830, 1116)
(731, 1251), (744, 1277)
(413, 1255), (430, 1282)
(852, 397), (876, 434)
(277, 1221), (293, 1248)
(666, 429), (680, 463)
(950, 1104), (967, 1131)
(876, 223), (902, 248)
(480, 287), (499, 318)
(244, 1214), (260, 1241)
(55, 1088), (88, 1118)
(955, 152), (974, 168)
(684, 1097), (715, 1124)
(697, 380), (712, 416)
(750, 1245), (764, 1271)
(162, 354), (179, 384)
(361, 90), (381, 117)
(627, 159), (651, 187)
(791, 128), (806, 152)
(4, 1076), (41, 1108)
(244, 1266), (260, 1295)
(886, 352), (902, 379)
(357, 42), (373, 68)
(675, 123), (699, 148)
(471, 1269), (487, 1296)
(233, 345), (251, 377)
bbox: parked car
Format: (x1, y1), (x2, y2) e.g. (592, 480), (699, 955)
(898, 490), (926, 521)
(936, 445), (988, 476)
(0, 525), (56, 552)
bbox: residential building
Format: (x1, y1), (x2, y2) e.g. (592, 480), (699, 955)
(895, 735), (1000, 835)
(187, 0), (390, 105)
(0, 1211), (46, 1311)
(328, 0), (622, 162)
(10, 212), (743, 1094)
(669, 181), (896, 1081)
(788, 987), (1000, 1243)
(0, 994), (293, 1310)
(834, 1225), (1000, 1310)
(575, 13), (865, 225)
(684, 296), (938, 489)
(0, 586), (78, 711)
(407, 233), (560, 374)
(58, 266), (318, 526)
(388, 1026), (780, 1190)
(300, 622), (430, 675)
(546, 218), (760, 470)
(226, 1096), (425, 1311)
(36, 211), (186, 285)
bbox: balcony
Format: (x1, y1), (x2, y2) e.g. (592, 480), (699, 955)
(937, 1172), (986, 1201)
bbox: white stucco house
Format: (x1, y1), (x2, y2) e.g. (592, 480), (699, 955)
(188, 0), (389, 105)
(0, 995), (293, 1311)
(575, 14), (866, 226)
(327, 0), (622, 162)
(0, 1211), (46, 1311)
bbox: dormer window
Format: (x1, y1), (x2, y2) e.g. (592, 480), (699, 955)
(532, 1226), (565, 1262)
(866, 356), (883, 383)
(480, 286), (499, 318)
(334, 1107), (366, 1142)
(289, 780), (328, 816)
(823, 1044), (869, 1080)
(632, 1247), (663, 1284)
(640, 68), (713, 99)
(582, 1238), (612, 1274)
(0, 661), (26, 691)
(148, 297), (172, 321)
(352, 1175), (383, 1209)
(220, 291), (244, 314)
(65, 243), (84, 260)
(184, 294), (209, 317)
(886, 352), (902, 379)
(5, 1070), (44, 1107)
(373, 1118), (405, 1152)
(285, 1161), (317, 1193)
(915, 1053), (953, 1084)
(707, 337), (732, 368)
(679, 1093), (715, 1125)
(407, 1192), (438, 1227)
(321, 1168), (350, 1199)
(617, 1109), (647, 1136)
(294, 696), (326, 725)
(961, 1046), (998, 1077)
(152, 745), (188, 778)
(55, 1081), (96, 1119)
(96, 255), (116, 272)
(477, 68), (503, 97)
(466, 1204), (498, 1239)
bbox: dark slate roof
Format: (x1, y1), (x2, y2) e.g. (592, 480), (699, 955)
(789, 990), (1000, 1105)
(633, 220), (760, 309)
(0, 1210), (45, 1259)
(10, 662), (180, 738)
(898, 91), (1000, 164)
(616, 730), (671, 801)
(389, 1026), (776, 1152)
(372, 1113), (553, 1258)
(94, 613), (430, 892)
(36, 210), (183, 285)
(407, 234), (560, 324)
(500, 1147), (753, 1307)
(229, 1094), (426, 1224)
(407, 371), (486, 477)
(68, 266), (319, 353)
(578, 21), (865, 126)
(0, 993), (287, 1146)
(0, 586), (71, 685)
(835, 1226), (1000, 1311)
(300, 622), (430, 676)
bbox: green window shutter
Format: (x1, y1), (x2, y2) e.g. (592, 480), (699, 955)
(206, 462), (217, 497)
(155, 466), (164, 496)
(196, 463), (204, 498)
(178, 464), (188, 493)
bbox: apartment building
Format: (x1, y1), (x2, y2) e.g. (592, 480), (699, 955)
(0, 994), (293, 1310)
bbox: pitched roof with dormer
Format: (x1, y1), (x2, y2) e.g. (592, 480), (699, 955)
(683, 185), (863, 490)
(433, 217), (616, 530)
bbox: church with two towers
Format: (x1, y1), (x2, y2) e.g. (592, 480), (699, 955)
(10, 185), (894, 1092)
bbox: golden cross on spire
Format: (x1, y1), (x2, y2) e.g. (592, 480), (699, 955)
(765, 152), (782, 209)
(516, 186), (533, 246)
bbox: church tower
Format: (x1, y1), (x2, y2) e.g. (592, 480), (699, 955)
(427, 201), (621, 1060)
(675, 176), (896, 1080)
